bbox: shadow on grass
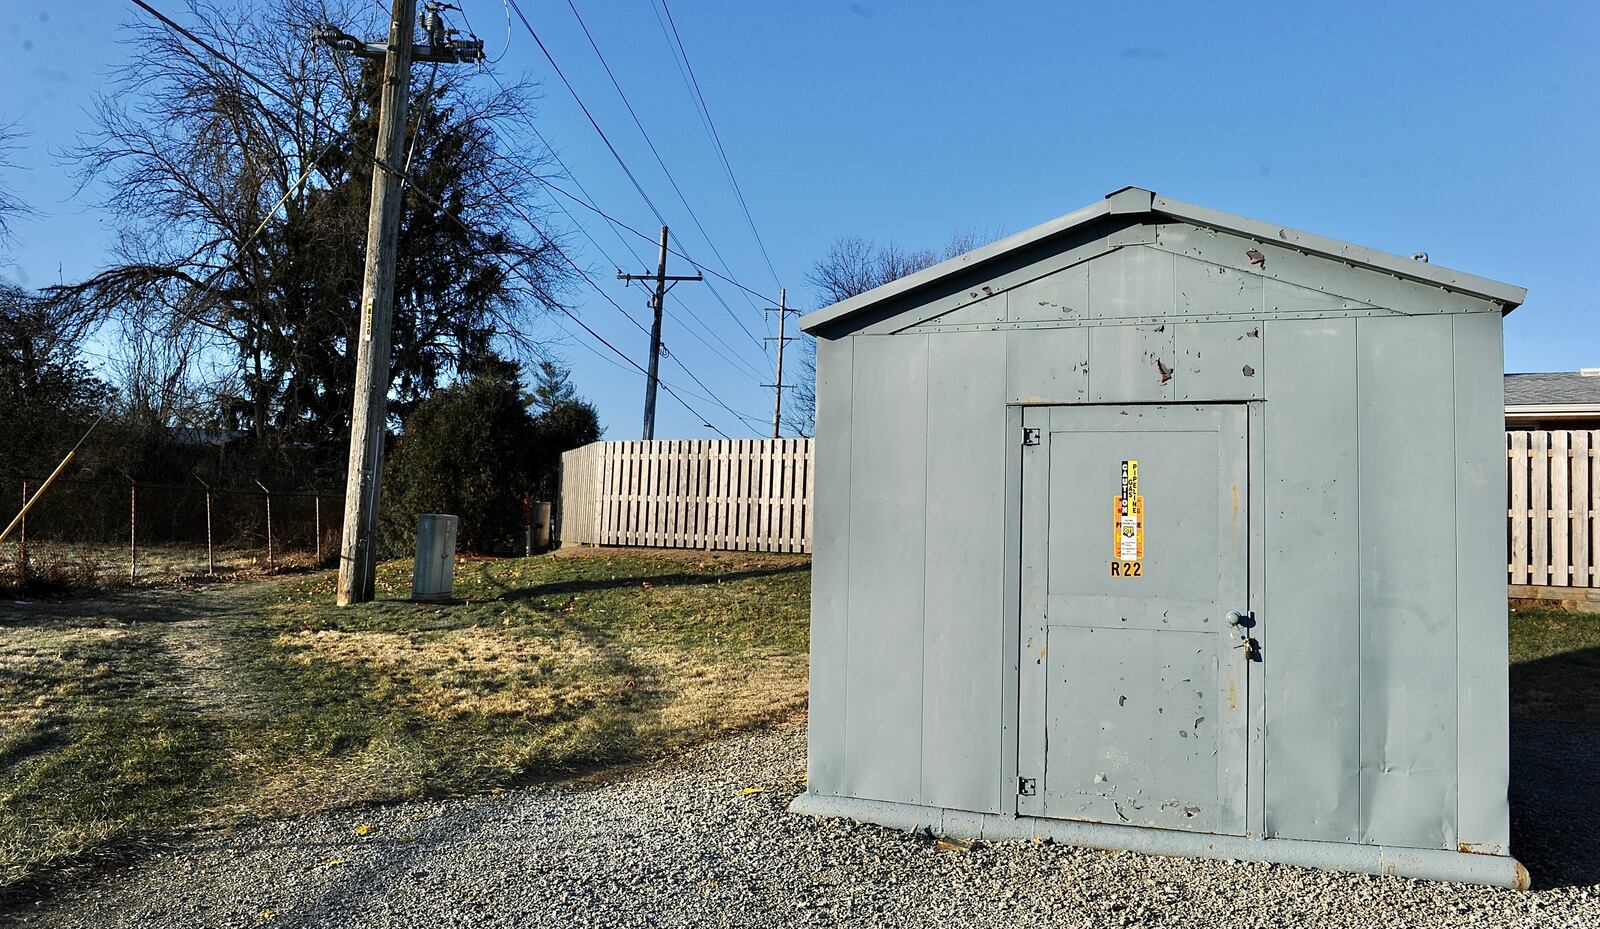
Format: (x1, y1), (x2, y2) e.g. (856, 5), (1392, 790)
(0, 584), (265, 630)
(1509, 643), (1600, 890)
(478, 562), (810, 603)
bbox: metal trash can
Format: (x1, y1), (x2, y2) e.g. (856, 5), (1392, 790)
(412, 513), (458, 601)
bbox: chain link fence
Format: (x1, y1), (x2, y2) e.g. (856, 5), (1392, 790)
(2, 475), (343, 595)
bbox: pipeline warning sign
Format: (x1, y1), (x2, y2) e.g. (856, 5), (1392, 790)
(1111, 459), (1144, 577)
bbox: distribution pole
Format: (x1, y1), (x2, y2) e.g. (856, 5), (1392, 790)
(318, 3), (483, 605)
(764, 288), (797, 438)
(618, 226), (702, 439)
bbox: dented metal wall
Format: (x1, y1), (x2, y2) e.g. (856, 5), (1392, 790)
(800, 201), (1518, 880)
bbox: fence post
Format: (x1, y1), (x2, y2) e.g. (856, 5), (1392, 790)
(127, 477), (137, 585)
(255, 480), (273, 572)
(17, 480), (26, 592)
(314, 495), (322, 566)
(195, 475), (215, 576)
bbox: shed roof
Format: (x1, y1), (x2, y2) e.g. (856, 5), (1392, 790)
(800, 186), (1527, 333)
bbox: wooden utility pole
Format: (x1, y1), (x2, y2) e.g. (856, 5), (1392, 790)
(764, 288), (797, 438)
(317, 2), (482, 605)
(618, 226), (702, 439)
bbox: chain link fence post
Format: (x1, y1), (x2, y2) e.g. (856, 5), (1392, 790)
(122, 473), (138, 585)
(195, 474), (215, 575)
(255, 480), (273, 572)
(17, 480), (27, 593)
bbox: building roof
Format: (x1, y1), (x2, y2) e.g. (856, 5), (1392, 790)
(1505, 371), (1600, 408)
(800, 186), (1528, 334)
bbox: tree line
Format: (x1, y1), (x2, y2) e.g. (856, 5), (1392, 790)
(1, 0), (594, 553)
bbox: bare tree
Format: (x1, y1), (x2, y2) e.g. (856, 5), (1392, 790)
(786, 230), (996, 436)
(59, 0), (572, 464)
(0, 121), (33, 260)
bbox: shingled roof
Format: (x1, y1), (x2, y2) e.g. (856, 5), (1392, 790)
(1505, 371), (1600, 407)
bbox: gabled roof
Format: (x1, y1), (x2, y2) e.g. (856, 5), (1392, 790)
(1505, 372), (1600, 407)
(800, 186), (1528, 334)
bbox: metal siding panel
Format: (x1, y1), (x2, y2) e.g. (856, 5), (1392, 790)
(1174, 252), (1264, 315)
(1452, 312), (1511, 852)
(1088, 246), (1175, 320)
(1005, 327), (1089, 404)
(921, 331), (1006, 813)
(1005, 264), (1089, 324)
(1000, 405), (1024, 817)
(1015, 406), (1051, 818)
(903, 293), (1005, 330)
(807, 337), (853, 796)
(1175, 322), (1265, 401)
(1155, 223), (1494, 316)
(845, 334), (928, 804)
(1088, 324), (1176, 403)
(1262, 318), (1361, 842)
(1357, 315), (1458, 850)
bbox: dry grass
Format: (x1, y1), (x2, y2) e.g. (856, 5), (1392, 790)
(0, 547), (810, 900)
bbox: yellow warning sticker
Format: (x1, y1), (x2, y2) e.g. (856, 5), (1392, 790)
(1111, 459), (1143, 576)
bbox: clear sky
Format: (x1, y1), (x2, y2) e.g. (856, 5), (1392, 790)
(2, 1), (1596, 439)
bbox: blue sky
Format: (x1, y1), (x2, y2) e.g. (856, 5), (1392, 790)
(2, 1), (1596, 439)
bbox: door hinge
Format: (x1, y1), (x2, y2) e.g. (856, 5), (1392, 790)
(1018, 777), (1037, 797)
(1022, 427), (1041, 447)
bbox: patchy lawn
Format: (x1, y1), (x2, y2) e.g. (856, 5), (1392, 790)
(0, 548), (810, 900)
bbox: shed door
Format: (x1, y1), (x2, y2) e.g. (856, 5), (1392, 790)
(1017, 404), (1250, 835)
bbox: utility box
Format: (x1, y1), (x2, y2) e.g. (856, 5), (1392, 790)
(412, 513), (458, 601)
(790, 187), (1530, 888)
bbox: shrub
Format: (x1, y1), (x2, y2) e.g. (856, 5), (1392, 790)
(381, 368), (538, 555)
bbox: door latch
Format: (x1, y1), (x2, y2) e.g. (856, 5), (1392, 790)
(1022, 428), (1041, 447)
(1226, 611), (1260, 661)
(1018, 777), (1037, 797)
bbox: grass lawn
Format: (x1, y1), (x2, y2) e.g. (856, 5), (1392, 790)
(0, 548), (810, 899)
(1509, 605), (1600, 726)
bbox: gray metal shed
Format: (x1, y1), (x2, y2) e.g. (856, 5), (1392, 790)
(790, 186), (1530, 888)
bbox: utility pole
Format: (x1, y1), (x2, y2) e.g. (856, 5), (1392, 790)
(763, 288), (797, 438)
(317, 3), (483, 606)
(618, 226), (702, 439)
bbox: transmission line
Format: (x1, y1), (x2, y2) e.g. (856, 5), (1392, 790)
(500, 0), (771, 353)
(476, 68), (773, 383)
(559, 0), (766, 316)
(654, 0), (783, 293)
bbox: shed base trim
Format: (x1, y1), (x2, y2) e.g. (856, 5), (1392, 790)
(788, 791), (1528, 890)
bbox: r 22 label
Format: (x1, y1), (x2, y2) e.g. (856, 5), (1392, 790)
(1110, 560), (1143, 577)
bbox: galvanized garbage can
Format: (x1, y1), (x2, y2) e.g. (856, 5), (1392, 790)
(412, 514), (458, 601)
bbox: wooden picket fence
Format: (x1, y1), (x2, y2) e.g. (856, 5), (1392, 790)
(1508, 430), (1599, 587)
(560, 431), (1583, 578)
(559, 439), (813, 553)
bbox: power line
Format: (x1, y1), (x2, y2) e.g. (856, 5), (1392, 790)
(478, 70), (771, 383)
(127, 0), (742, 440)
(533, 172), (776, 305)
(559, 0), (766, 319)
(499, 0), (771, 354)
(653, 0), (782, 293)
(502, 0), (667, 226)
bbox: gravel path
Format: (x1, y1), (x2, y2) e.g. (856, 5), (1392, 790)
(7, 719), (1598, 929)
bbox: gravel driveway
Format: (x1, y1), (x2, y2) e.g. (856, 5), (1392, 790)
(7, 719), (1598, 929)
